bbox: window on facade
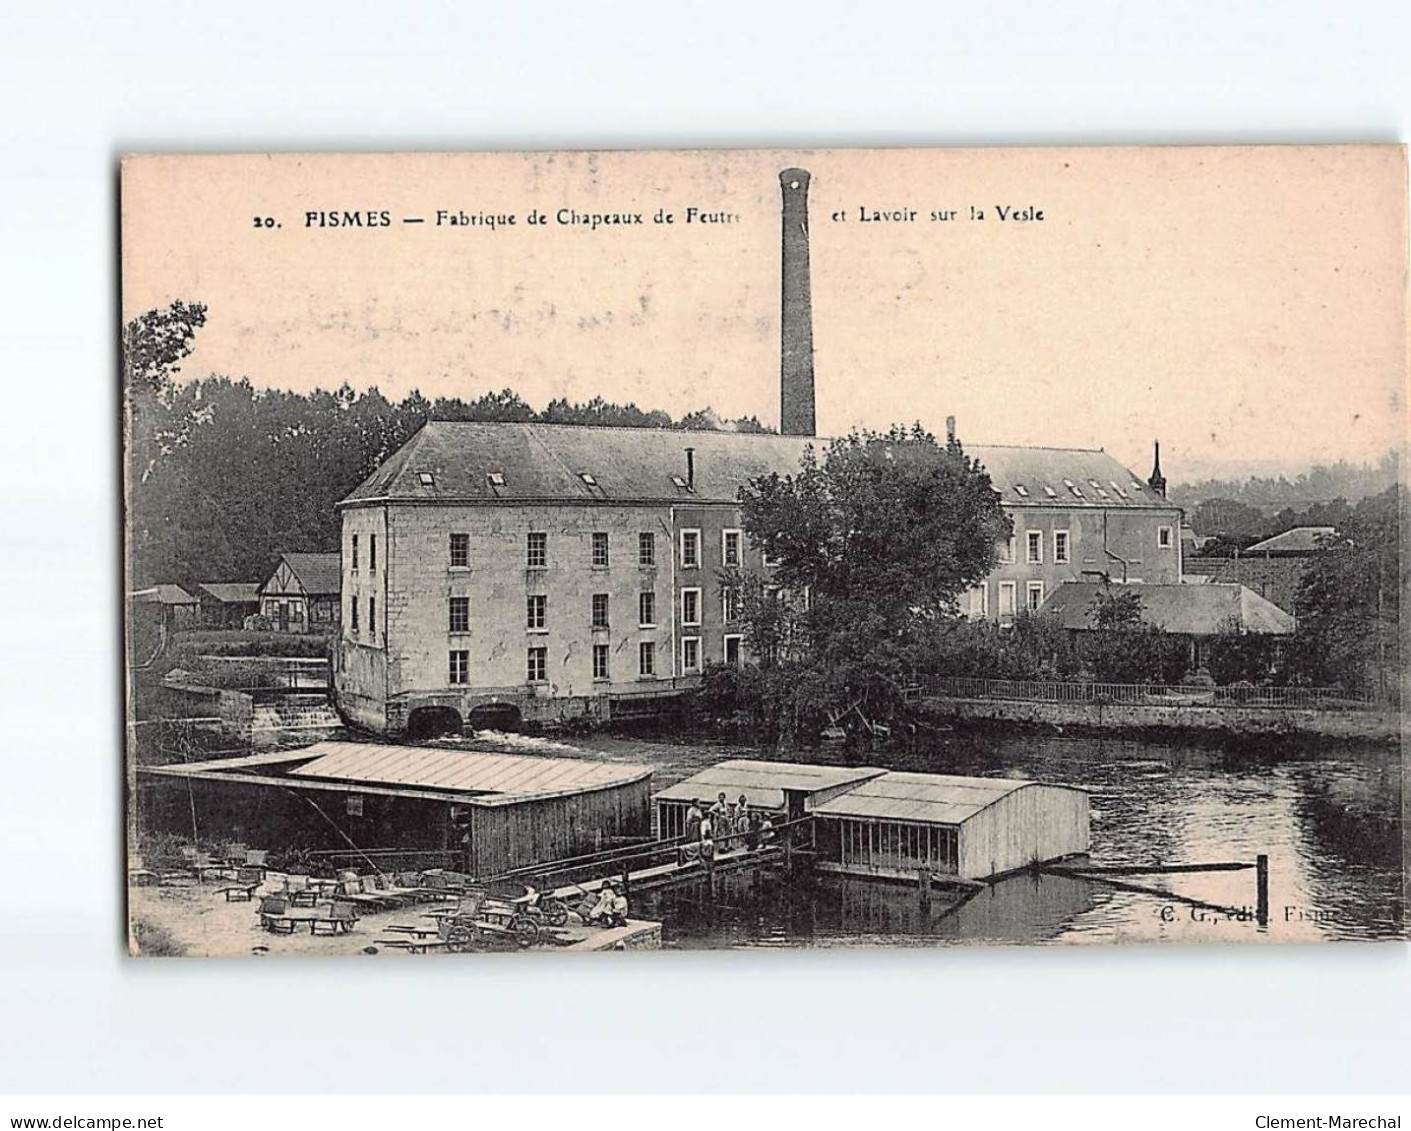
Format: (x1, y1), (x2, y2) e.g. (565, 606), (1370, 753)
(449, 650), (469, 685)
(351, 596), (359, 633)
(638, 532), (655, 567)
(722, 529), (742, 567)
(449, 596), (470, 633)
(1054, 530), (1070, 564)
(680, 529), (700, 569)
(1026, 581), (1045, 612)
(591, 593), (609, 629)
(681, 636), (701, 674)
(1158, 526), (1173, 549)
(1000, 536), (1016, 564)
(639, 591), (656, 627)
(592, 644), (610, 681)
(998, 581), (1017, 617)
(592, 532), (609, 567)
(351, 534), (359, 572)
(1026, 531), (1043, 564)
(347, 794), (364, 817)
(527, 647), (547, 683)
(527, 532), (547, 568)
(450, 532), (470, 569)
(639, 641), (655, 677)
(368, 596), (376, 641)
(681, 588), (701, 626)
(723, 634), (742, 666)
(722, 586), (739, 624)
(526, 594), (547, 631)
(369, 534), (377, 573)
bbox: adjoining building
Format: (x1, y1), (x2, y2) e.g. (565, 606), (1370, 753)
(652, 759), (886, 839)
(197, 582), (261, 628)
(1181, 526), (1338, 616)
(259, 552), (341, 633)
(655, 761), (1090, 883)
(1037, 580), (1295, 669)
(139, 740), (652, 878)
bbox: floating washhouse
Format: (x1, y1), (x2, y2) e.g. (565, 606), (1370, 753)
(140, 740), (652, 877)
(655, 761), (1089, 883)
(809, 772), (1089, 883)
(652, 759), (887, 839)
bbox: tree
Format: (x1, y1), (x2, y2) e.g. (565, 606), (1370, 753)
(1290, 486), (1403, 700)
(1206, 615), (1281, 685)
(725, 424), (1011, 740)
(1082, 587), (1189, 684)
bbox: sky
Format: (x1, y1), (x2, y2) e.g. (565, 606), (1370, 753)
(121, 146), (1407, 483)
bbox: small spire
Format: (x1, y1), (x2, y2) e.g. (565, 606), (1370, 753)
(1148, 440), (1167, 497)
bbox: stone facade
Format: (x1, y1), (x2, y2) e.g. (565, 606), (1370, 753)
(964, 502), (1183, 622)
(336, 498), (762, 734)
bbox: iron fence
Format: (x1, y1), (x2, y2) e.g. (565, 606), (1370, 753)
(924, 675), (1380, 710)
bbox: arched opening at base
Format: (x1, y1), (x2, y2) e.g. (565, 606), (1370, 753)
(404, 706), (464, 741)
(466, 703), (524, 734)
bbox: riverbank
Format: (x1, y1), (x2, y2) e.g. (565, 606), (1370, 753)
(917, 695), (1401, 744)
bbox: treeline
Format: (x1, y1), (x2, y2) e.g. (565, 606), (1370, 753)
(125, 302), (768, 588)
(1171, 453), (1399, 513)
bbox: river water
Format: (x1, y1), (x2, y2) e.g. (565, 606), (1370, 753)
(463, 727), (1404, 948)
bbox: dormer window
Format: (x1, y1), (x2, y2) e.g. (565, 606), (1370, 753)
(417, 471), (435, 487)
(1111, 481), (1128, 499)
(1013, 484), (1029, 498)
(1043, 485), (1058, 498)
(671, 475), (689, 489)
(1064, 479), (1084, 498)
(488, 472), (506, 488)
(1130, 481), (1145, 493)
(580, 472), (597, 486)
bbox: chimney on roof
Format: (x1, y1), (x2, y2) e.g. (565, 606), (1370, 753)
(1148, 440), (1167, 497)
(685, 446), (695, 490)
(945, 415), (957, 446)
(779, 168), (816, 437)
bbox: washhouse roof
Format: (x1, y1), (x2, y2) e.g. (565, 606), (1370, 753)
(653, 759), (887, 811)
(1038, 581), (1296, 636)
(808, 773), (1066, 826)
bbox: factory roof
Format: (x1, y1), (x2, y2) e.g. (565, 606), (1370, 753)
(808, 772), (1075, 826)
(339, 421), (1172, 510)
(653, 759), (887, 810)
(1038, 581), (1296, 636)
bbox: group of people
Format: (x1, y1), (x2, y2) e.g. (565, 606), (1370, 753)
(581, 880), (629, 928)
(682, 792), (774, 862)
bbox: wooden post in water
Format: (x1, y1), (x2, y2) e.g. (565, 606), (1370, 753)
(1255, 854), (1269, 927)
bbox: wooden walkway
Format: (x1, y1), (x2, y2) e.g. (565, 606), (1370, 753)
(547, 845), (788, 901)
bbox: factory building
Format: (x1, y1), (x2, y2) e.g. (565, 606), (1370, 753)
(332, 167), (1184, 735)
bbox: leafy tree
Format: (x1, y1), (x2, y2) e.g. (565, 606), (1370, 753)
(724, 424), (1010, 741)
(1206, 615), (1281, 685)
(1081, 587), (1189, 684)
(1290, 486), (1403, 701)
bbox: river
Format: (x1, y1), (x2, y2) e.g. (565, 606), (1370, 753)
(459, 727), (1404, 947)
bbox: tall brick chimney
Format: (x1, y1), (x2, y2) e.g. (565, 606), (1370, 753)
(779, 168), (816, 436)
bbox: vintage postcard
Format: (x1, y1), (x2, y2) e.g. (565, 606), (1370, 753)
(121, 146), (1406, 956)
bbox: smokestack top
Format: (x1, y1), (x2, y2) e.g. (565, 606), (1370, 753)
(779, 167), (816, 437)
(1148, 440), (1167, 497)
(684, 446), (695, 489)
(945, 415), (957, 445)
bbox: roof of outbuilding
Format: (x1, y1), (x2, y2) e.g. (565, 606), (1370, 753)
(130, 583), (198, 606)
(653, 759), (887, 810)
(287, 741), (651, 805)
(1038, 581), (1296, 636)
(808, 772), (1077, 826)
(338, 422), (1173, 510)
(271, 552), (341, 596)
(198, 582), (262, 604)
(1243, 526), (1338, 555)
